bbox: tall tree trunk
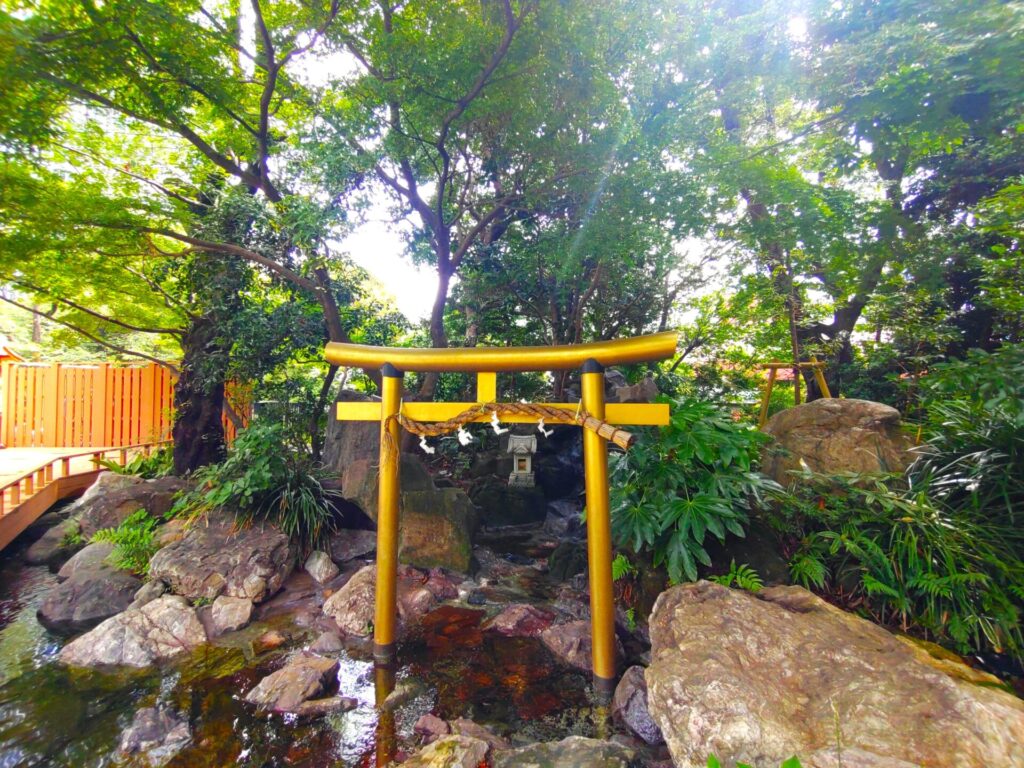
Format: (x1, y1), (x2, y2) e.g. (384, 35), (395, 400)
(420, 266), (452, 398)
(172, 316), (228, 475)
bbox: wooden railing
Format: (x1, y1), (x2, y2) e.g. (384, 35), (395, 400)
(0, 441), (171, 551)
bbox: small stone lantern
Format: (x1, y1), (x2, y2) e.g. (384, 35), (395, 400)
(507, 433), (538, 487)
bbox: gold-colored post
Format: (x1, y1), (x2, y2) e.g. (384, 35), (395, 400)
(810, 357), (832, 399)
(374, 363), (403, 664)
(758, 367), (778, 428)
(581, 358), (616, 695)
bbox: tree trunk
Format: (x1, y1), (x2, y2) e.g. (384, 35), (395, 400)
(420, 266), (453, 398)
(172, 316), (228, 475)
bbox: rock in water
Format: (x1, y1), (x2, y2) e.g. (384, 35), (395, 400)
(118, 706), (191, 767)
(59, 595), (206, 668)
(483, 603), (555, 637)
(37, 542), (142, 634)
(304, 550), (340, 584)
(55, 540), (115, 580)
(493, 736), (634, 767)
(308, 630), (343, 653)
(540, 620), (622, 671)
(148, 509), (295, 603)
(402, 735), (490, 768)
(322, 564), (444, 637)
(646, 581), (1024, 768)
(23, 518), (82, 568)
(612, 665), (663, 746)
(761, 398), (914, 486)
(322, 564), (376, 636)
(244, 654), (355, 718)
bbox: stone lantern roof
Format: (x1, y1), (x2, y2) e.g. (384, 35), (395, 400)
(506, 434), (537, 455)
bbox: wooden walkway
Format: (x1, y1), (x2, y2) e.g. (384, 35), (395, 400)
(0, 443), (167, 551)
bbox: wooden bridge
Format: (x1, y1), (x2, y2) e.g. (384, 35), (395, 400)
(0, 442), (169, 551)
(0, 359), (253, 553)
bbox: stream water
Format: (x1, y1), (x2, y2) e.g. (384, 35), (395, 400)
(0, 534), (614, 767)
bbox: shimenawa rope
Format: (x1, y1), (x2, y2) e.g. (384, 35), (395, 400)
(380, 401), (635, 461)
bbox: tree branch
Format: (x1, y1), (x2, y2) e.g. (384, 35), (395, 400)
(1, 274), (184, 336)
(0, 295), (179, 373)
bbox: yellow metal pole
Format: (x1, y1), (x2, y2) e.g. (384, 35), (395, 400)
(810, 357), (832, 399)
(581, 358), (616, 695)
(758, 367), (777, 428)
(374, 363), (402, 665)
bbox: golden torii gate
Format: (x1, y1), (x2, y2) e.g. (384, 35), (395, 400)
(326, 331), (677, 692)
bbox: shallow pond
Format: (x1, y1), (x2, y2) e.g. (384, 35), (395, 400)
(0, 540), (613, 767)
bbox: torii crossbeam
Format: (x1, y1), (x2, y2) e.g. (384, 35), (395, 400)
(326, 331), (678, 693)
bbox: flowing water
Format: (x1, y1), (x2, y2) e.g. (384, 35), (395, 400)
(0, 536), (613, 767)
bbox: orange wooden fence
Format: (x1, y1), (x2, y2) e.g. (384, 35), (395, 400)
(1, 362), (249, 448)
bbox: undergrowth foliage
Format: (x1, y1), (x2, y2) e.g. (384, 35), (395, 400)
(611, 397), (781, 583)
(91, 509), (158, 575)
(779, 470), (1024, 658)
(97, 444), (174, 479)
(911, 346), (1024, 527)
(709, 560), (764, 592)
(173, 422), (339, 552)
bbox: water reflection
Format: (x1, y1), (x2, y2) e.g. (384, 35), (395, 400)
(373, 664), (396, 767)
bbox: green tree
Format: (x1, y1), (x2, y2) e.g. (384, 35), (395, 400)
(0, 0), (380, 469)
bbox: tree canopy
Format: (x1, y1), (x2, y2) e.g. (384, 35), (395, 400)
(0, 0), (1021, 462)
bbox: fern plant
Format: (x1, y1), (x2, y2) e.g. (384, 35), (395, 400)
(611, 553), (637, 581)
(91, 509), (159, 575)
(783, 471), (1024, 659)
(97, 445), (174, 479)
(709, 560), (764, 592)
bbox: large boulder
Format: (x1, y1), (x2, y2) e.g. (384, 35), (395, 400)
(323, 564), (377, 636)
(59, 595), (207, 667)
(322, 390), (381, 478)
(342, 453), (478, 572)
(37, 541), (142, 634)
(148, 509), (295, 603)
(646, 581), (1024, 768)
(761, 398), (914, 486)
(328, 528), (377, 563)
(24, 517), (83, 568)
(492, 737), (634, 768)
(469, 482), (547, 527)
(24, 474), (187, 568)
(77, 475), (187, 538)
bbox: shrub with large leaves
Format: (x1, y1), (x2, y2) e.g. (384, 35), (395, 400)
(610, 398), (780, 583)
